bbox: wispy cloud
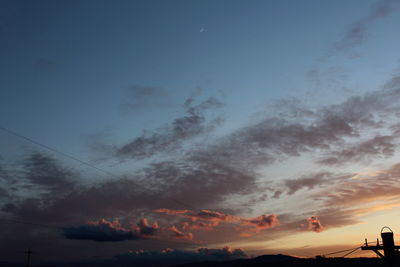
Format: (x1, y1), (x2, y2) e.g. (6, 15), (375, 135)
(115, 97), (224, 160)
(334, 0), (399, 56)
(156, 208), (279, 237)
(318, 135), (397, 165)
(284, 172), (345, 195)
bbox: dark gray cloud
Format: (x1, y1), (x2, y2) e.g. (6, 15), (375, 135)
(0, 187), (9, 199)
(0, 163), (11, 182)
(64, 220), (140, 242)
(284, 172), (347, 195)
(24, 153), (77, 193)
(318, 135), (396, 165)
(2, 153), (256, 227)
(116, 97), (224, 160)
(335, 0), (399, 56)
(64, 218), (158, 242)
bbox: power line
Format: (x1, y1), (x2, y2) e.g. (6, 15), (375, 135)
(319, 241), (382, 258)
(321, 245), (362, 257)
(0, 125), (197, 211)
(342, 247), (360, 257)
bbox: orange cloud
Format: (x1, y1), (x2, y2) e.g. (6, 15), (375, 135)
(307, 216), (324, 233)
(155, 208), (280, 238)
(170, 225), (193, 240)
(239, 214), (280, 236)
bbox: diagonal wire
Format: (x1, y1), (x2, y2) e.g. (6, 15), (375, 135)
(0, 125), (197, 210)
(342, 246), (361, 257)
(323, 246), (361, 256)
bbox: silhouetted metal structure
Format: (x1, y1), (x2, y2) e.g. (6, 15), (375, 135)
(362, 226), (400, 266)
(16, 248), (37, 267)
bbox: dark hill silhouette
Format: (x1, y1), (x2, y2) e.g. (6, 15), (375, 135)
(173, 254), (385, 267)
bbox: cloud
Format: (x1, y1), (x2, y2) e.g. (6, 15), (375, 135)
(318, 135), (396, 165)
(169, 225), (193, 240)
(300, 162), (400, 230)
(313, 163), (400, 208)
(240, 214), (279, 236)
(0, 162), (14, 183)
(64, 219), (140, 242)
(2, 155), (257, 228)
(186, 210), (238, 223)
(155, 209), (240, 222)
(278, 171), (353, 195)
(155, 209), (240, 233)
(115, 97), (224, 160)
(285, 172), (332, 195)
(139, 160), (256, 209)
(190, 76), (400, 172)
(136, 218), (159, 236)
(307, 216), (324, 233)
(335, 0), (399, 56)
(63, 218), (158, 242)
(111, 246), (247, 266)
(23, 153), (76, 193)
(156, 208), (279, 237)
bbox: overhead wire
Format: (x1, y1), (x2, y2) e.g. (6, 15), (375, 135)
(320, 241), (379, 258)
(322, 246), (362, 257)
(341, 246), (361, 257)
(0, 125), (198, 211)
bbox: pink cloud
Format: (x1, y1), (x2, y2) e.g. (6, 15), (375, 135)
(155, 208), (239, 223)
(154, 208), (191, 215)
(155, 208), (280, 238)
(242, 214), (279, 230)
(239, 214), (280, 236)
(134, 218), (159, 237)
(170, 225), (193, 240)
(307, 216), (324, 233)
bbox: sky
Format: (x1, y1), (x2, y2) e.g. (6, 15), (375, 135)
(1, 0), (400, 265)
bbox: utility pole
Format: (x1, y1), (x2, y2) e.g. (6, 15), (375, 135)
(16, 247), (37, 267)
(362, 227), (400, 266)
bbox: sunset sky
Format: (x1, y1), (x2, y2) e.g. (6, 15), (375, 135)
(1, 0), (400, 264)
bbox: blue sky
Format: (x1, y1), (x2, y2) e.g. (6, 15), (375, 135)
(1, 0), (400, 264)
(3, 0), (398, 155)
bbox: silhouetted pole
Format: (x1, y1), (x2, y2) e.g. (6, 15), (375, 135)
(381, 227), (395, 259)
(26, 248), (32, 267)
(362, 226), (400, 266)
(17, 248), (35, 267)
